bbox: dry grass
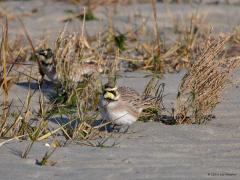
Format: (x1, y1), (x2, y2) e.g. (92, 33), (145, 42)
(123, 11), (212, 73)
(138, 76), (165, 122)
(231, 26), (240, 44)
(0, 17), (9, 136)
(0, 18), (27, 137)
(175, 35), (240, 124)
(37, 28), (104, 141)
(0, 15), (106, 161)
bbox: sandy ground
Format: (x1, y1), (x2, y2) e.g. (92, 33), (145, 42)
(0, 1), (240, 180)
(1, 0), (240, 42)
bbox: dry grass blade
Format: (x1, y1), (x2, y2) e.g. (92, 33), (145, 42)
(175, 35), (240, 124)
(37, 118), (77, 141)
(231, 26), (240, 43)
(36, 147), (58, 166)
(0, 134), (28, 147)
(143, 76), (165, 104)
(151, 0), (163, 74)
(151, 0), (161, 55)
(139, 76), (165, 122)
(1, 17), (8, 92)
(18, 18), (45, 80)
(0, 17), (10, 136)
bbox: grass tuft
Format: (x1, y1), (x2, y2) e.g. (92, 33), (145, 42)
(175, 35), (240, 124)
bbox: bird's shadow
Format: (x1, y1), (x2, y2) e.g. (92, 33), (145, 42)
(16, 80), (57, 98)
(49, 116), (72, 126)
(49, 117), (107, 128)
(158, 115), (177, 125)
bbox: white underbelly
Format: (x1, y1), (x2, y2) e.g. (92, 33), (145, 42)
(99, 97), (138, 125)
(107, 110), (137, 125)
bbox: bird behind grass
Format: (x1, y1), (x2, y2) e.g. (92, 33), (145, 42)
(35, 48), (103, 85)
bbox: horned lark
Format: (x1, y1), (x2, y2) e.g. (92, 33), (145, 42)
(35, 48), (103, 84)
(99, 81), (158, 126)
(35, 48), (58, 83)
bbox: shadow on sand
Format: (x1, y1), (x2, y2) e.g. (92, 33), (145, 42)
(16, 80), (56, 98)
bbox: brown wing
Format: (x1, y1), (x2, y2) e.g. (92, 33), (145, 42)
(117, 86), (141, 113)
(118, 86), (162, 120)
(118, 86), (141, 102)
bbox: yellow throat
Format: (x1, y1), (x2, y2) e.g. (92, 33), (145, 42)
(104, 88), (120, 101)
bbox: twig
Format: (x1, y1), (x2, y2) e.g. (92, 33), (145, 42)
(0, 134), (28, 147)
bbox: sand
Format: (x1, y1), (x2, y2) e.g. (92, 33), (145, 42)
(0, 1), (240, 180)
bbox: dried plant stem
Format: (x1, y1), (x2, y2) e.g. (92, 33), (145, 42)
(0, 17), (9, 136)
(175, 35), (240, 124)
(151, 0), (160, 55)
(0, 134), (28, 147)
(18, 18), (44, 79)
(21, 140), (34, 158)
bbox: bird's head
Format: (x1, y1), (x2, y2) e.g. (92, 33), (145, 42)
(103, 80), (120, 101)
(36, 48), (54, 68)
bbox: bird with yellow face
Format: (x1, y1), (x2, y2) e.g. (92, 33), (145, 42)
(99, 78), (157, 126)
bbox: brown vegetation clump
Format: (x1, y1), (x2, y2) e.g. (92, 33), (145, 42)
(175, 35), (240, 124)
(231, 26), (240, 44)
(43, 29), (104, 140)
(131, 12), (212, 73)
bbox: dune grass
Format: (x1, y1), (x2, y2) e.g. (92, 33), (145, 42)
(175, 35), (240, 124)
